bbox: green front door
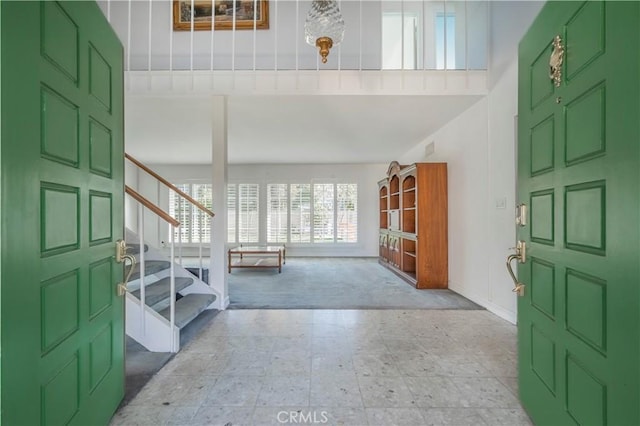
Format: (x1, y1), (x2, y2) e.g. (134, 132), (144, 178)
(517, 1), (639, 424)
(1, 1), (125, 424)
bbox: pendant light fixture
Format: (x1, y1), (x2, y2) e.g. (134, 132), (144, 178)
(304, 0), (345, 63)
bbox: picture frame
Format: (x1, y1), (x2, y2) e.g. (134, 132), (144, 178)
(173, 0), (269, 31)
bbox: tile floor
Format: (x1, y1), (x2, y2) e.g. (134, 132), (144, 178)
(111, 310), (532, 426)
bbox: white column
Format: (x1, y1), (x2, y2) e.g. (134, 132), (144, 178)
(210, 96), (229, 309)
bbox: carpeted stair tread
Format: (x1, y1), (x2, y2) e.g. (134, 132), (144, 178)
(127, 243), (149, 255)
(158, 293), (217, 329)
(185, 267), (209, 284)
(131, 277), (194, 307)
(127, 260), (171, 281)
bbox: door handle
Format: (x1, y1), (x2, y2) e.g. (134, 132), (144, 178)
(115, 240), (137, 296)
(506, 240), (526, 296)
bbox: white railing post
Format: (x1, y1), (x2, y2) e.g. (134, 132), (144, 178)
(138, 204), (146, 335)
(170, 225), (176, 352)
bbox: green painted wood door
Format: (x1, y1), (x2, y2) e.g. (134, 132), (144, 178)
(517, 1), (639, 424)
(1, 1), (125, 424)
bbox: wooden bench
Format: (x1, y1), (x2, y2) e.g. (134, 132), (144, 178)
(227, 245), (286, 273)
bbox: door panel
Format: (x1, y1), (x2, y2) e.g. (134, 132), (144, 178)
(518, 1), (639, 425)
(1, 1), (124, 425)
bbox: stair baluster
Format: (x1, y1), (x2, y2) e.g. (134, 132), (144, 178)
(138, 203), (146, 337)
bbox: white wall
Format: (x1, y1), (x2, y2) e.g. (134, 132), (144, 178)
(398, 1), (543, 324)
(126, 162), (386, 257)
(399, 98), (496, 314)
(488, 1), (544, 88)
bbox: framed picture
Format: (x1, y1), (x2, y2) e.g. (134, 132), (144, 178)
(173, 0), (269, 31)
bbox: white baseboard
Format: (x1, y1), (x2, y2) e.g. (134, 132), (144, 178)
(449, 282), (517, 325)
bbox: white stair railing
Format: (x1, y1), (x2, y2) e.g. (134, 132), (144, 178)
(125, 153), (215, 287)
(125, 185), (181, 352)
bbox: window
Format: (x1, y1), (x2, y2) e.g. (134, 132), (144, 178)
(313, 184), (334, 243)
(267, 184), (288, 243)
(337, 184), (357, 242)
(226, 182), (357, 244)
(290, 184), (311, 243)
(435, 13), (455, 69)
(238, 184), (260, 243)
(227, 183), (260, 243)
(227, 184), (237, 243)
(168, 183), (212, 243)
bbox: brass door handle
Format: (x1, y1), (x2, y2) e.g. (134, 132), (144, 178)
(506, 241), (526, 296)
(115, 240), (137, 296)
(118, 254), (136, 296)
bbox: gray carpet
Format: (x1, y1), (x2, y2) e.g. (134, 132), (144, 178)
(229, 257), (481, 310)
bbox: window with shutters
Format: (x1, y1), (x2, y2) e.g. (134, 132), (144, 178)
(227, 183), (260, 244)
(290, 184), (311, 243)
(238, 184), (260, 243)
(267, 184), (288, 243)
(337, 184), (358, 242)
(226, 182), (357, 244)
(168, 183), (213, 243)
(227, 184), (237, 243)
(313, 184), (335, 243)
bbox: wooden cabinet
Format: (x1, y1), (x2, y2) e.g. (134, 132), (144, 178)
(378, 161), (448, 289)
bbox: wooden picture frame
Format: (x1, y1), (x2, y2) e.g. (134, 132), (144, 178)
(173, 0), (269, 31)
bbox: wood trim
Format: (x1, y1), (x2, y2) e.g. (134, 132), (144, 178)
(125, 153), (215, 217)
(125, 185), (181, 227)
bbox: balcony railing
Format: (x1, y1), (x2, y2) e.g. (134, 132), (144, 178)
(98, 0), (488, 73)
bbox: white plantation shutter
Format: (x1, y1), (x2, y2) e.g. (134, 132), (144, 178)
(192, 183), (212, 243)
(290, 184), (311, 243)
(169, 184), (191, 243)
(313, 184), (334, 243)
(238, 184), (259, 243)
(267, 184), (288, 243)
(168, 183), (212, 243)
(337, 184), (358, 242)
(226, 182), (357, 245)
(227, 184), (237, 243)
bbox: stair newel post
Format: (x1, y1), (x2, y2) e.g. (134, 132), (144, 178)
(170, 224), (177, 352)
(138, 203), (146, 336)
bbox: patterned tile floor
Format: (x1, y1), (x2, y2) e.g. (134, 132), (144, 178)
(111, 310), (532, 426)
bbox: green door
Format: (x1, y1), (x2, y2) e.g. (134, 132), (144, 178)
(517, 1), (639, 424)
(1, 1), (125, 424)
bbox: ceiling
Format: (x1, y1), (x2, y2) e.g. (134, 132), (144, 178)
(125, 94), (483, 165)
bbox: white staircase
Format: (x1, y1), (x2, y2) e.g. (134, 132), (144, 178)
(124, 153), (219, 353)
(124, 229), (218, 352)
